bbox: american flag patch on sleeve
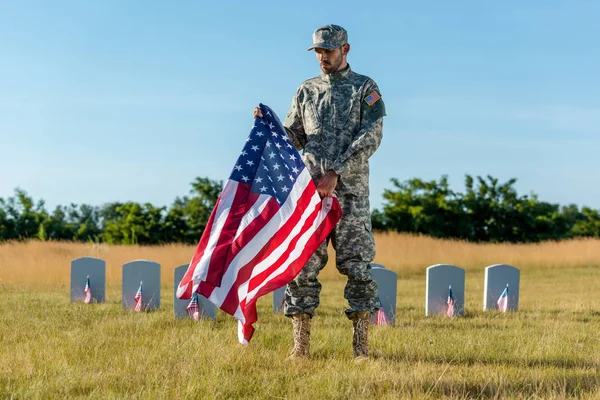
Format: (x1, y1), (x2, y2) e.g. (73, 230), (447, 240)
(364, 90), (381, 106)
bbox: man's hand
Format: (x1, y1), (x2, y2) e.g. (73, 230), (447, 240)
(253, 106), (263, 118)
(316, 170), (339, 198)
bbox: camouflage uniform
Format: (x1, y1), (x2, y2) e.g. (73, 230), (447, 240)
(282, 25), (386, 319)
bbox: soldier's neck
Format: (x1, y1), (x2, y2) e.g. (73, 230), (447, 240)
(321, 63), (351, 82)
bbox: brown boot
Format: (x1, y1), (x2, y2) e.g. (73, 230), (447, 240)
(350, 310), (370, 363)
(288, 313), (311, 359)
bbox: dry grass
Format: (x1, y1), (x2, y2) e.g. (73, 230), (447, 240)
(2, 232), (599, 286)
(370, 233), (600, 278)
(1, 234), (600, 399)
(0, 240), (193, 288)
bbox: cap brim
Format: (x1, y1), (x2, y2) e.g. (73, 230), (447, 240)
(307, 42), (339, 51)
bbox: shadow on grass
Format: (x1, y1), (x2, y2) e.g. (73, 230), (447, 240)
(418, 373), (600, 399)
(372, 350), (600, 371)
(290, 352), (599, 398)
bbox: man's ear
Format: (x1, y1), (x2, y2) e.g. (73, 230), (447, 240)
(342, 43), (350, 55)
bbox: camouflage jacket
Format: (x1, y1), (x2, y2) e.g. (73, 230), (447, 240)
(283, 65), (385, 196)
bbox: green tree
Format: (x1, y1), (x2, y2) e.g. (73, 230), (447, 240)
(0, 198), (14, 240)
(378, 175), (588, 243)
(380, 176), (468, 238)
(102, 202), (166, 245)
(571, 207), (600, 237)
(163, 177), (223, 244)
(1, 189), (47, 240)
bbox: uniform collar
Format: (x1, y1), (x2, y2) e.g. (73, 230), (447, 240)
(320, 64), (352, 82)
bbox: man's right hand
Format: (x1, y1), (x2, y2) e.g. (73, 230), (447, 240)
(316, 170), (339, 198)
(253, 106), (263, 118)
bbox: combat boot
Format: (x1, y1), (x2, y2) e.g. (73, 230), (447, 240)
(350, 310), (370, 363)
(288, 312), (311, 359)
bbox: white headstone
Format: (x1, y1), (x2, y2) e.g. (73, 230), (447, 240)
(173, 264), (217, 319)
(426, 264), (465, 317)
(122, 260), (160, 311)
(370, 263), (397, 325)
(483, 264), (520, 311)
(273, 285), (287, 313)
(70, 257), (106, 303)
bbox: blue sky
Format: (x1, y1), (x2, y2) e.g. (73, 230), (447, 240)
(1, 1), (599, 212)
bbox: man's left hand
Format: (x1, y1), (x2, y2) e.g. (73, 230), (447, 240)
(316, 170), (339, 198)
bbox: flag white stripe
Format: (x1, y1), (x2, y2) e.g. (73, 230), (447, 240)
(245, 191), (322, 281)
(208, 170), (313, 306)
(191, 180), (238, 282)
(238, 321), (249, 345)
(208, 169), (313, 306)
(234, 191), (321, 307)
(233, 304), (244, 321)
(243, 196), (332, 303)
(232, 196), (331, 322)
(236, 193), (320, 305)
(233, 194), (271, 241)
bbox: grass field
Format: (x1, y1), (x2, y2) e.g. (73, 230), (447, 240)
(1, 234), (599, 399)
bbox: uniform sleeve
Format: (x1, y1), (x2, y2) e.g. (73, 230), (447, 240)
(330, 80), (386, 176)
(283, 87), (308, 151)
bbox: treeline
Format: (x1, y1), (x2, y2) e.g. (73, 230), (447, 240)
(1, 175), (599, 245)
(0, 177), (221, 245)
(372, 175), (600, 242)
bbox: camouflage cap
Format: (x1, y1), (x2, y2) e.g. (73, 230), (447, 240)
(307, 24), (348, 51)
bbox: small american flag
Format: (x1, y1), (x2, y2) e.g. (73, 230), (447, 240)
(364, 90), (381, 106)
(134, 281), (143, 312)
(447, 285), (455, 318)
(497, 285), (508, 312)
(83, 275), (92, 304)
(177, 104), (342, 344)
(375, 298), (388, 326)
(187, 293), (201, 321)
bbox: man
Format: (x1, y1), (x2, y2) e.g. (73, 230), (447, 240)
(253, 24), (385, 361)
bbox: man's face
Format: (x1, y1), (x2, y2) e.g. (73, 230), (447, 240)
(315, 47), (344, 74)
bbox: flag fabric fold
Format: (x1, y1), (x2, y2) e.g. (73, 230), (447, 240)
(447, 285), (455, 318)
(176, 104), (342, 344)
(84, 275), (92, 304)
(497, 285), (508, 312)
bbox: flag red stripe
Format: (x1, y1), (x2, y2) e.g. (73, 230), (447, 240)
(217, 184), (317, 314)
(176, 105), (346, 343)
(204, 182), (253, 286)
(178, 180), (243, 299)
(199, 194), (279, 300)
(245, 197), (340, 305)
(200, 171), (314, 307)
(176, 192), (221, 299)
(245, 196), (324, 295)
(239, 198), (341, 342)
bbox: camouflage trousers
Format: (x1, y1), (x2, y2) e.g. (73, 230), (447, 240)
(284, 194), (379, 319)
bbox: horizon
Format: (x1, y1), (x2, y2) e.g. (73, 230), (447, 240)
(1, 1), (599, 212)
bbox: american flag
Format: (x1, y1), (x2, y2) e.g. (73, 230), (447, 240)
(365, 90), (381, 106)
(447, 285), (455, 318)
(134, 281), (143, 312)
(375, 297), (388, 326)
(176, 104), (342, 344)
(497, 284), (508, 312)
(83, 275), (92, 304)
(187, 293), (201, 321)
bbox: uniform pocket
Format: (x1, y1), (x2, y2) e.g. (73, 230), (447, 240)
(303, 100), (321, 133)
(335, 98), (356, 130)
